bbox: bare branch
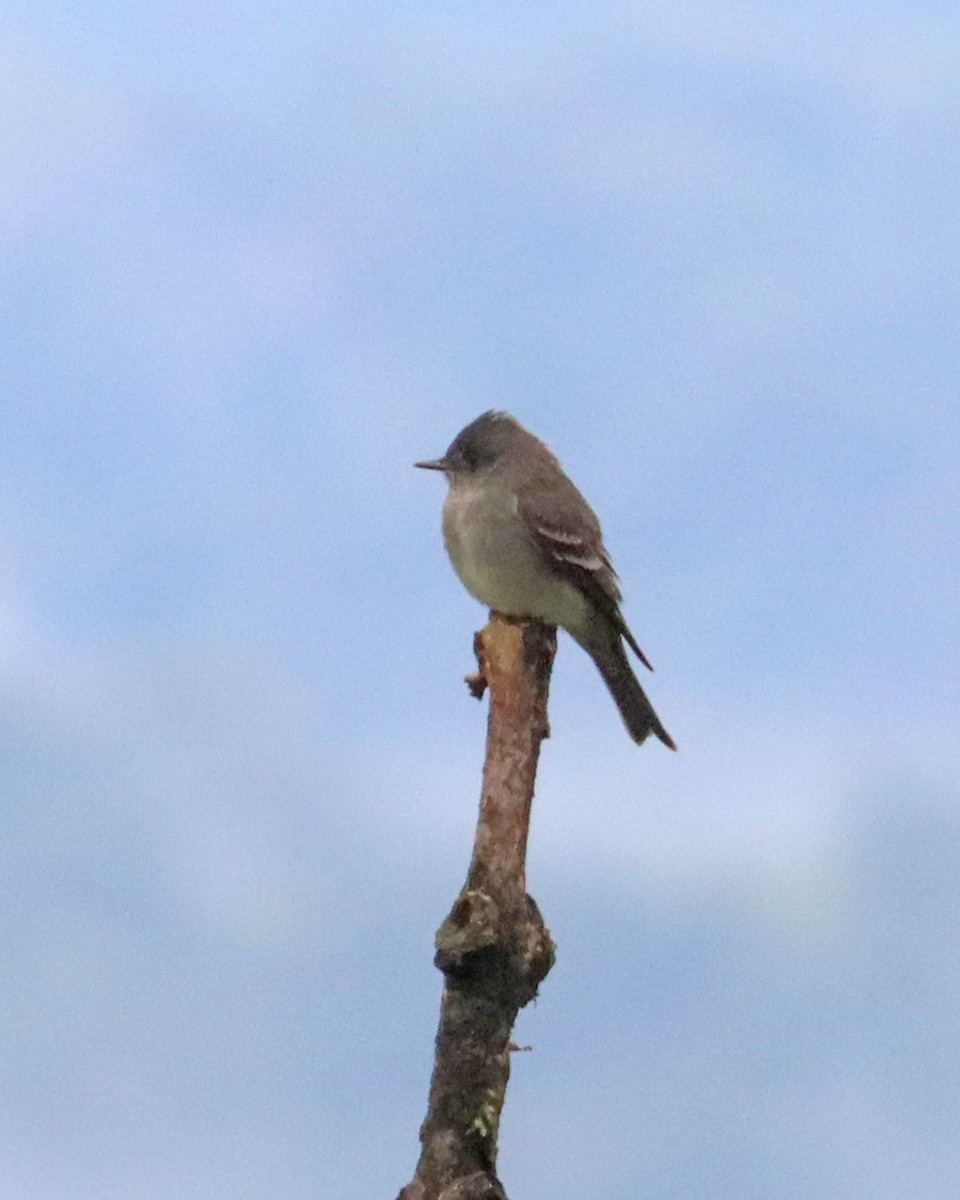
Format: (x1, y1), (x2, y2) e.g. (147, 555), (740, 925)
(397, 614), (557, 1200)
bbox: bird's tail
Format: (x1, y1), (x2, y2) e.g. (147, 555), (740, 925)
(592, 636), (676, 750)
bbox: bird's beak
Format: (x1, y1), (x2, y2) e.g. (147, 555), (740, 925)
(414, 457), (447, 471)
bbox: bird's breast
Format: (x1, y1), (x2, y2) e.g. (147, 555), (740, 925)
(440, 480), (586, 629)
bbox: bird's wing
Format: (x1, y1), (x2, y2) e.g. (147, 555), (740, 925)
(517, 468), (654, 671)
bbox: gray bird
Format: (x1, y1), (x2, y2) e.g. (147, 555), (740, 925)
(416, 411), (676, 749)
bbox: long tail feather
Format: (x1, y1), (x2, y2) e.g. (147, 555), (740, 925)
(592, 637), (676, 749)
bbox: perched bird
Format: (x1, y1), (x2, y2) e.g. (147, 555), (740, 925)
(416, 411), (675, 749)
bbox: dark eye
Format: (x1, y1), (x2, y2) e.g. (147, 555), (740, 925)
(447, 436), (483, 471)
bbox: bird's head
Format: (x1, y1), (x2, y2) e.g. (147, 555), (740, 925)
(415, 410), (521, 477)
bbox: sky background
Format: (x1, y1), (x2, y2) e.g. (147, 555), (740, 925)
(2, 2), (959, 1197)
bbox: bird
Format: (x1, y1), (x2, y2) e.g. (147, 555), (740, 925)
(415, 410), (675, 749)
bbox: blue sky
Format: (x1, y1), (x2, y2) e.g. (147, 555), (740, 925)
(1, 3), (959, 1197)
